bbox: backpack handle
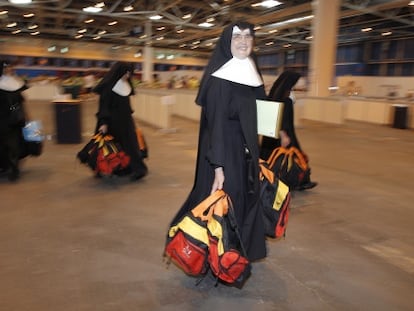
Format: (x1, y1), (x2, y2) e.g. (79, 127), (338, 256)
(191, 190), (228, 221)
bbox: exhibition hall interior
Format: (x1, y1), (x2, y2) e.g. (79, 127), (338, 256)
(0, 1), (413, 310)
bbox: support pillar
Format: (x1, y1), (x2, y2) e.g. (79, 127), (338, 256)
(308, 0), (340, 97)
(142, 22), (154, 83)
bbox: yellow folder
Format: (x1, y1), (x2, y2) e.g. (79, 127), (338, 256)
(256, 99), (284, 138)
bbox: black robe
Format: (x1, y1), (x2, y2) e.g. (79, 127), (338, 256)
(170, 77), (267, 261)
(95, 88), (146, 175)
(260, 71), (302, 160)
(0, 85), (27, 172)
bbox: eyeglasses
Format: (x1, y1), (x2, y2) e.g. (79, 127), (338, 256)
(232, 34), (253, 41)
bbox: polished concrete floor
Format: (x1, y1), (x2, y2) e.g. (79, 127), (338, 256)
(1, 97), (414, 311)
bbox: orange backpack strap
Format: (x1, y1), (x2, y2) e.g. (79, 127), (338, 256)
(288, 147), (308, 171)
(136, 128), (146, 150)
(267, 147), (288, 169)
(259, 159), (275, 184)
(191, 190), (227, 221)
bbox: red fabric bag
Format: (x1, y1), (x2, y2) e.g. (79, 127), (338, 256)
(165, 190), (227, 277)
(207, 195), (251, 288)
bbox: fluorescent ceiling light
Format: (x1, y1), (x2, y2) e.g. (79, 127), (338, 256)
(409, 1), (414, 5)
(9, 0), (32, 4)
(381, 31), (392, 36)
(361, 27), (372, 32)
(23, 13), (34, 18)
(7, 22), (17, 27)
(266, 14), (313, 29)
(83, 6), (102, 13)
(108, 21), (118, 26)
(252, 1), (282, 8)
(198, 22), (214, 28)
(149, 15), (163, 20)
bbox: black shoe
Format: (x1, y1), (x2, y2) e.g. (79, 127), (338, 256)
(296, 181), (318, 191)
(130, 168), (148, 181)
(8, 170), (20, 182)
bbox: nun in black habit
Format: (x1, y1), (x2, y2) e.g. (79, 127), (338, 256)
(260, 70), (317, 190)
(260, 70), (302, 159)
(0, 60), (28, 181)
(93, 62), (147, 180)
(169, 22), (267, 262)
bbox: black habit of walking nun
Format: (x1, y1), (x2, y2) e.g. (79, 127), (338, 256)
(0, 60), (28, 181)
(93, 62), (148, 181)
(169, 21), (268, 262)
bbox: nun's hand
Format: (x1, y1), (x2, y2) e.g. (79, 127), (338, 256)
(211, 167), (224, 194)
(280, 131), (291, 148)
(99, 124), (108, 134)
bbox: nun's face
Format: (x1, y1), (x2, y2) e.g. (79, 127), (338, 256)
(231, 28), (253, 60)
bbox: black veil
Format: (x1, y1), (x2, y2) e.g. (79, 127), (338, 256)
(93, 61), (135, 95)
(195, 21), (260, 107)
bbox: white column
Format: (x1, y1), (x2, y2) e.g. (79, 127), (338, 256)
(308, 0), (340, 97)
(142, 22), (154, 83)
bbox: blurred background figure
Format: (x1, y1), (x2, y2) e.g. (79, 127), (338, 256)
(260, 70), (317, 190)
(0, 60), (28, 181)
(93, 61), (148, 181)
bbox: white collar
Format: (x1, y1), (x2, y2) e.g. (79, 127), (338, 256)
(0, 75), (25, 91)
(212, 57), (263, 87)
(112, 79), (131, 96)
